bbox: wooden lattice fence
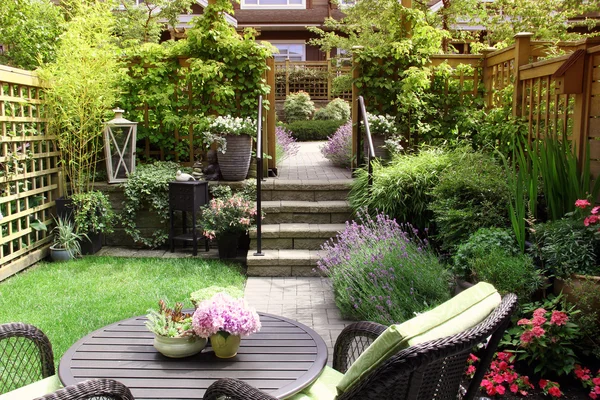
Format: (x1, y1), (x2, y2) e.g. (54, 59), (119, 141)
(0, 66), (59, 281)
(275, 60), (352, 101)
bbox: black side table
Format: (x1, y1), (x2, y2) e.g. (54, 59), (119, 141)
(169, 181), (209, 256)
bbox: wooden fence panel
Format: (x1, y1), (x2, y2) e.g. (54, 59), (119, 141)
(275, 60), (352, 101)
(585, 51), (600, 185)
(0, 65), (59, 281)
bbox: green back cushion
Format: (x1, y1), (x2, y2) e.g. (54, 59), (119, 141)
(336, 282), (501, 394)
(0, 375), (61, 400)
(287, 366), (344, 400)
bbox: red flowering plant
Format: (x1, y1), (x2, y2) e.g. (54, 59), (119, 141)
(501, 295), (581, 378)
(539, 379), (563, 398)
(465, 352), (534, 397)
(574, 365), (600, 399)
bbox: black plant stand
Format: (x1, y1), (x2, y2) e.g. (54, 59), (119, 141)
(168, 181), (209, 256)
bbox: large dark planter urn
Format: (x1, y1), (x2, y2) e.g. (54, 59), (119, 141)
(217, 232), (240, 259)
(218, 134), (252, 181)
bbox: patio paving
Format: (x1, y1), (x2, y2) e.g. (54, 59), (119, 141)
(275, 141), (352, 181)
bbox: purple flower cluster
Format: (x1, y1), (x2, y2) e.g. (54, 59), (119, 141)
(275, 126), (300, 163)
(317, 209), (450, 324)
(320, 122), (352, 168)
(192, 293), (261, 338)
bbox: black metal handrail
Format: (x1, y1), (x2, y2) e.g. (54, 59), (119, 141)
(357, 95), (375, 188)
(254, 96), (264, 256)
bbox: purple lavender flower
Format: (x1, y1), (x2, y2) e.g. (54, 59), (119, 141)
(320, 122), (352, 168)
(276, 126), (300, 164)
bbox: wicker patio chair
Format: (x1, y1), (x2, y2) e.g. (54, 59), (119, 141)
(34, 379), (135, 400)
(203, 293), (518, 400)
(0, 322), (55, 393)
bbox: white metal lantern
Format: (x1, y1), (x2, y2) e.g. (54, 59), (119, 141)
(103, 108), (137, 183)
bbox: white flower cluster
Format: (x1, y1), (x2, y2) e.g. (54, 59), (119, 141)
(364, 113), (399, 136)
(203, 115), (258, 153)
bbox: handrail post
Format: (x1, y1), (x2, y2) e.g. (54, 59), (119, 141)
(254, 95), (264, 256)
(358, 96), (376, 191)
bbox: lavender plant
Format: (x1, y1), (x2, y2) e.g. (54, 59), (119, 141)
(318, 210), (451, 324)
(320, 121), (352, 168)
(275, 126), (300, 165)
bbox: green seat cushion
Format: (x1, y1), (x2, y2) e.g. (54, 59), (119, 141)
(0, 375), (62, 400)
(287, 366), (344, 400)
(336, 282), (501, 394)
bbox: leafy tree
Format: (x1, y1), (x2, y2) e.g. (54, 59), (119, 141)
(0, 0), (64, 70)
(114, 0), (195, 46)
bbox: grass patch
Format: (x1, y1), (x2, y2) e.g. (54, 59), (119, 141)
(0, 256), (245, 365)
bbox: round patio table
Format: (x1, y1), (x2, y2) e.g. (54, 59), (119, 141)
(58, 312), (328, 399)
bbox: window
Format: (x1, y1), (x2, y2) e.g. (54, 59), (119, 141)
(241, 0), (305, 10)
(272, 43), (305, 62)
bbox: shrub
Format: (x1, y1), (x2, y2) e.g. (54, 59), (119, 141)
(284, 91), (315, 123)
(466, 248), (542, 301)
(275, 126), (300, 166)
(453, 228), (520, 279)
(122, 161), (184, 248)
(529, 218), (600, 278)
(321, 122), (352, 168)
(317, 210), (452, 325)
(285, 119), (346, 141)
(429, 149), (510, 252)
(349, 147), (452, 230)
(314, 98), (351, 121)
(566, 277), (600, 359)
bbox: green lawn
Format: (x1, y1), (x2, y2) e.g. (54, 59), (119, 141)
(0, 256), (245, 365)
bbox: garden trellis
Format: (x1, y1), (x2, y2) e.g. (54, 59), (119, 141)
(0, 66), (59, 280)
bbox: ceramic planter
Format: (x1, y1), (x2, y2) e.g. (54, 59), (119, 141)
(153, 335), (207, 358)
(554, 274), (600, 320)
(218, 134), (252, 181)
(49, 245), (73, 262)
(217, 232), (240, 259)
(210, 333), (241, 358)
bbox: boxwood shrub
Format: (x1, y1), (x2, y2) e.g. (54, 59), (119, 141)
(284, 119), (346, 141)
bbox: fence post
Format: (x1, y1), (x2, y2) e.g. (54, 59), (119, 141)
(285, 58), (290, 97)
(401, 0), (412, 36)
(351, 46), (363, 170)
(327, 58), (332, 101)
(512, 32), (533, 118)
(481, 47), (495, 108)
(266, 57), (277, 172)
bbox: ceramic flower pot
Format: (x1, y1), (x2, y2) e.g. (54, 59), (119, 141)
(218, 134), (252, 181)
(210, 332), (241, 358)
(49, 245), (73, 262)
(153, 335), (207, 358)
(554, 274), (600, 321)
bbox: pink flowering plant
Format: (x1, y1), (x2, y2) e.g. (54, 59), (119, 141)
(466, 351), (535, 397)
(192, 292), (261, 339)
(200, 193), (258, 240)
(502, 295), (581, 377)
(539, 379), (563, 398)
(574, 365), (600, 399)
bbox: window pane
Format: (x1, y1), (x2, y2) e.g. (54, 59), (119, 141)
(245, 0), (258, 3)
(260, 0), (288, 4)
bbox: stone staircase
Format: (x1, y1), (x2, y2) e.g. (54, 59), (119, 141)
(247, 179), (353, 276)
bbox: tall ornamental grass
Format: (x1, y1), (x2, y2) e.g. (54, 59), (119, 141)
(317, 210), (451, 325)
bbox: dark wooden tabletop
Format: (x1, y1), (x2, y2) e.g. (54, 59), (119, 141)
(58, 313), (327, 400)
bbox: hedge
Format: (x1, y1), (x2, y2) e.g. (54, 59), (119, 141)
(284, 120), (346, 141)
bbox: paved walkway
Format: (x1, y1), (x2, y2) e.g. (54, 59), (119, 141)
(275, 141), (352, 181)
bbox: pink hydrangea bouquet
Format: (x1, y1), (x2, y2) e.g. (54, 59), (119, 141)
(200, 193), (258, 240)
(192, 293), (261, 339)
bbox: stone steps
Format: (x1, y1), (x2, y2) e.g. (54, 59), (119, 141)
(249, 223), (345, 250)
(260, 179), (353, 201)
(246, 249), (325, 277)
(248, 179), (352, 277)
(261, 200), (352, 225)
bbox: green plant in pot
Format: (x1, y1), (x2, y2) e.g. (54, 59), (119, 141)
(531, 200), (600, 310)
(71, 191), (116, 254)
(202, 115), (257, 181)
(199, 192), (258, 259)
(145, 299), (207, 358)
(49, 217), (88, 262)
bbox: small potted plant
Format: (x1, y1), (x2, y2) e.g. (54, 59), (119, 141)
(145, 299), (207, 358)
(362, 112), (402, 159)
(200, 192), (258, 259)
(202, 115), (257, 181)
(192, 292), (261, 358)
(49, 217), (88, 262)
(71, 191), (116, 255)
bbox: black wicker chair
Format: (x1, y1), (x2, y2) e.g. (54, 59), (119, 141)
(34, 379), (135, 400)
(0, 322), (56, 394)
(203, 293), (518, 400)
